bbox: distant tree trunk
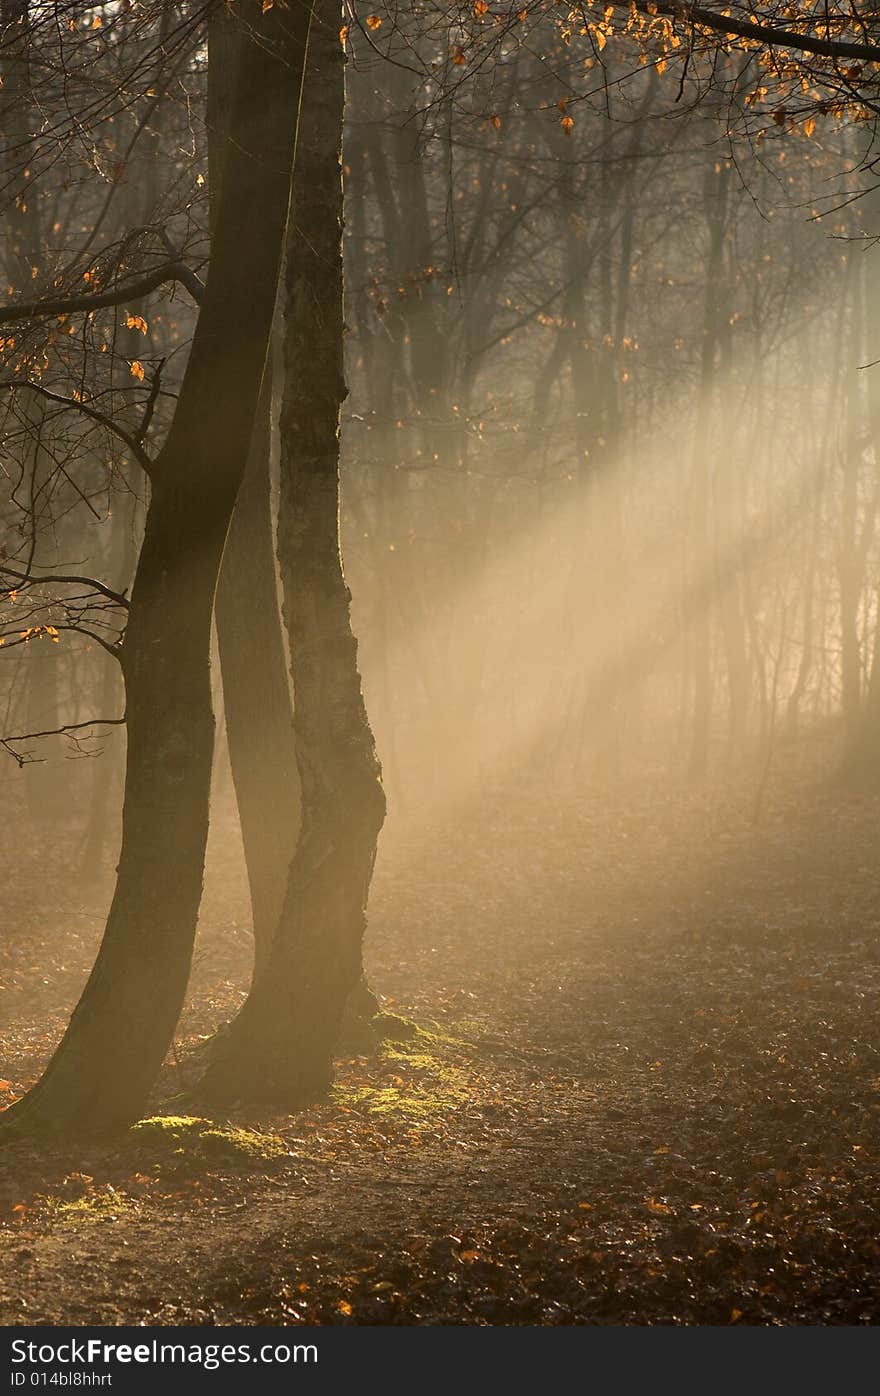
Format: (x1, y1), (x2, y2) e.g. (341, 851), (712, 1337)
(841, 176), (880, 782)
(79, 658), (122, 884)
(688, 156), (729, 781)
(200, 0), (385, 1105)
(785, 462), (824, 740)
(714, 273), (750, 757)
(80, 501), (135, 885)
(854, 601), (880, 777)
(1, 0), (71, 817)
(0, 2), (309, 1138)
(839, 251), (865, 743)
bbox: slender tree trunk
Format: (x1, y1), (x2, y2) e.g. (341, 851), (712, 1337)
(713, 268), (750, 758)
(0, 2), (310, 1139)
(785, 462), (824, 739)
(215, 367), (301, 979)
(346, 135), (403, 802)
(1, 0), (69, 815)
(843, 173), (880, 781)
(80, 500), (135, 884)
(209, 11), (300, 978)
(839, 250), (865, 743)
(200, 0), (385, 1105)
(79, 654), (124, 884)
(687, 156), (729, 781)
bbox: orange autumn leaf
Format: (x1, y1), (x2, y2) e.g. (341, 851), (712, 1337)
(130, 360), (145, 382)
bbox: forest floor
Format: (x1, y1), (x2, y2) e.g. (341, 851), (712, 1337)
(0, 735), (878, 1326)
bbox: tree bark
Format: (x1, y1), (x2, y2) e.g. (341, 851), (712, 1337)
(0, 1), (310, 1138)
(200, 0), (385, 1105)
(215, 357), (301, 978)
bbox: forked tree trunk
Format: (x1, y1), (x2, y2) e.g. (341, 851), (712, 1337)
(200, 0), (385, 1104)
(0, 2), (310, 1138)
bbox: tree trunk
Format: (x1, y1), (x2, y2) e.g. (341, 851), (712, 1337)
(687, 155), (729, 782)
(215, 365), (301, 979)
(1, 0), (72, 817)
(0, 2), (310, 1139)
(200, 0), (385, 1105)
(835, 162), (880, 782)
(80, 500), (135, 885)
(715, 275), (750, 758)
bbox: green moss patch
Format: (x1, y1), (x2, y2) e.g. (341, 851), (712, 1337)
(332, 1031), (473, 1126)
(42, 1188), (134, 1226)
(128, 1115), (290, 1175)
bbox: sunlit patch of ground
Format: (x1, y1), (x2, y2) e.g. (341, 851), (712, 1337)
(0, 745), (878, 1323)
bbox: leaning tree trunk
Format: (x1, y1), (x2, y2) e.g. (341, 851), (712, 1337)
(200, 0), (386, 1105)
(0, 2), (310, 1139)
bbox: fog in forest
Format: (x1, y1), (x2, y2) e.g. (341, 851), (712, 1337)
(6, 57), (875, 856)
(0, 1), (877, 1330)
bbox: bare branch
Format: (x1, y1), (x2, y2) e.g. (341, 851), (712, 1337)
(54, 622), (123, 659)
(137, 357), (166, 446)
(616, 1), (880, 65)
(0, 380), (155, 474)
(0, 563), (129, 610)
(0, 261), (205, 326)
(0, 717), (125, 767)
